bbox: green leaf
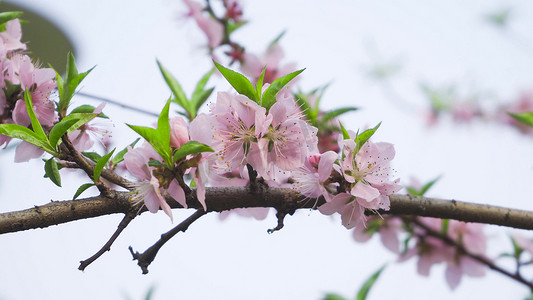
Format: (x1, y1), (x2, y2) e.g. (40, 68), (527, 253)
(82, 151), (102, 163)
(418, 176), (441, 196)
(127, 100), (172, 166)
(73, 183), (95, 200)
(70, 105), (109, 118)
(24, 90), (47, 140)
(44, 158), (61, 187)
(57, 52), (95, 113)
(322, 294), (347, 300)
(48, 118), (78, 149)
(294, 92), (314, 123)
(213, 60), (258, 102)
(509, 112), (533, 128)
(255, 66), (266, 101)
(190, 68), (215, 117)
(261, 68), (305, 110)
(112, 138), (140, 166)
(0, 11), (23, 25)
(172, 141), (214, 162)
(441, 219), (449, 235)
(157, 60), (190, 113)
(0, 123), (49, 149)
(148, 159), (165, 168)
(192, 87), (214, 112)
(64, 113), (99, 135)
(356, 265), (386, 300)
(268, 30), (286, 48)
(322, 107), (358, 123)
(93, 148), (115, 181)
(339, 122), (351, 140)
(354, 122), (381, 154)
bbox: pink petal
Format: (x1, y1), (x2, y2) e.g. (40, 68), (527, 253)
(445, 263), (462, 290)
(351, 181), (380, 203)
(168, 180), (187, 208)
(318, 151), (338, 182)
(14, 141), (44, 162)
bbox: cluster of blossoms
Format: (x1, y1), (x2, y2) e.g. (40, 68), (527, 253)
(0, 18), (110, 162)
(0, 19), (57, 161)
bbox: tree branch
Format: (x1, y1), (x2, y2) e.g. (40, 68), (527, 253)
(1, 190), (533, 235)
(78, 206), (140, 271)
(129, 209), (206, 274)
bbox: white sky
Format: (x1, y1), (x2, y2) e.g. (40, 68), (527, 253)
(1, 0), (533, 299)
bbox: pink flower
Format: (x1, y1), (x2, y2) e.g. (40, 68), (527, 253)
(124, 142), (187, 221)
(0, 19), (26, 52)
(352, 216), (402, 254)
(292, 151), (338, 202)
(399, 218), (487, 290)
(11, 56), (56, 128)
(206, 92), (268, 173)
(183, 0), (224, 49)
(259, 98), (317, 172)
(241, 43), (297, 84)
(512, 233), (533, 257)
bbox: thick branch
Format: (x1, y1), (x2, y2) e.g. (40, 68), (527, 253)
(1, 190), (533, 235)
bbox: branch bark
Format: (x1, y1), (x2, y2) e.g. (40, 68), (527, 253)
(1, 189), (532, 235)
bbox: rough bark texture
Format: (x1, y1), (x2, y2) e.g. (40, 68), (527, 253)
(1, 188), (532, 234)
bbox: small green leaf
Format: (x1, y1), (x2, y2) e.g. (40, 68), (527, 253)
(509, 112), (533, 128)
(354, 122), (381, 154)
(148, 159), (165, 168)
(261, 68), (305, 110)
(190, 68), (215, 118)
(356, 265), (386, 300)
(73, 183), (95, 200)
(44, 158), (61, 187)
(322, 107), (358, 123)
(57, 52), (95, 113)
(339, 122), (351, 140)
(82, 151), (103, 163)
(93, 148), (115, 181)
(127, 100), (172, 166)
(70, 105), (109, 118)
(0, 11), (23, 25)
(112, 138), (140, 166)
(173, 141), (214, 162)
(322, 293), (347, 300)
(24, 90), (47, 140)
(0, 123), (49, 149)
(441, 219), (449, 235)
(157, 60), (190, 113)
(255, 66), (266, 101)
(294, 92), (313, 123)
(48, 118), (79, 149)
(268, 30), (286, 48)
(213, 60), (258, 102)
(418, 176), (441, 196)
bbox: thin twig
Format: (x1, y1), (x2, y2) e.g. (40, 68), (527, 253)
(129, 209), (206, 274)
(78, 206), (140, 271)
